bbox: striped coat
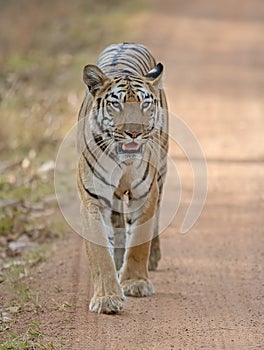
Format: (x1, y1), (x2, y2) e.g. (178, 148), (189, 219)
(77, 43), (168, 314)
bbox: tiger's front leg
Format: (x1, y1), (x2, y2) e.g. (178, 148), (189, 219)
(81, 204), (125, 314)
(120, 181), (159, 297)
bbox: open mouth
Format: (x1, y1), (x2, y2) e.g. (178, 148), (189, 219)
(117, 141), (143, 154)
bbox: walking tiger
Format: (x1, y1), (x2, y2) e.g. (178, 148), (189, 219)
(77, 43), (168, 314)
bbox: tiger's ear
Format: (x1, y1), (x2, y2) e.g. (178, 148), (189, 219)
(145, 63), (163, 88)
(83, 65), (109, 96)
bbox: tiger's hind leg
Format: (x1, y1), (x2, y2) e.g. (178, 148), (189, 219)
(120, 241), (154, 297)
(148, 235), (161, 271)
(148, 208), (161, 271)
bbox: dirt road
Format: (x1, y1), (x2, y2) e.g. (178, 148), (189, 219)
(19, 0), (264, 349)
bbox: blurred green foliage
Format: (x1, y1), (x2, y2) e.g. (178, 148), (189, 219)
(0, 1), (145, 347)
(0, 0), (144, 154)
(0, 0), (145, 239)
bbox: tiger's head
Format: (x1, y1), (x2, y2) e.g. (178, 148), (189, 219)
(83, 63), (164, 154)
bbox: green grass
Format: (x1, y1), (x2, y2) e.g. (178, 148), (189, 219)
(0, 0), (145, 239)
(0, 245), (58, 346)
(0, 0), (146, 347)
(1, 244), (52, 304)
(0, 0), (145, 154)
(0, 322), (55, 350)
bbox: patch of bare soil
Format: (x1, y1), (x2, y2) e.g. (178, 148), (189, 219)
(2, 0), (264, 349)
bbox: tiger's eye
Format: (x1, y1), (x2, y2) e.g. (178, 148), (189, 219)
(111, 101), (121, 110)
(142, 101), (151, 110)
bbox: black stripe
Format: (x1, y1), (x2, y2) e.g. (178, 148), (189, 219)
(132, 154), (151, 190)
(142, 156), (151, 181)
(96, 97), (102, 110)
(94, 134), (107, 152)
(79, 171), (112, 208)
(158, 163), (167, 174)
(125, 53), (149, 72)
(113, 77), (123, 83)
(117, 58), (144, 75)
(118, 69), (137, 75)
(104, 144), (123, 169)
(98, 44), (154, 78)
(130, 173), (156, 201)
(101, 101), (107, 122)
(131, 83), (145, 89)
(82, 152), (115, 188)
(126, 76), (143, 83)
(129, 47), (152, 65)
(114, 83), (126, 88)
(91, 106), (104, 132)
(116, 89), (127, 94)
(126, 212), (144, 225)
(121, 52), (150, 75)
(83, 118), (107, 172)
(137, 146), (152, 169)
(92, 131), (122, 169)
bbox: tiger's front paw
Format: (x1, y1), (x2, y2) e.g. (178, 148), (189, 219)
(121, 279), (154, 297)
(89, 294), (125, 314)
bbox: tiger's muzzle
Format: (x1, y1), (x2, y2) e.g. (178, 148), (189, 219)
(117, 129), (145, 154)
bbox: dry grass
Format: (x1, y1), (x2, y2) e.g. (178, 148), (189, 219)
(0, 1), (146, 347)
(0, 0), (147, 253)
(0, 0), (146, 252)
(0, 0), (144, 154)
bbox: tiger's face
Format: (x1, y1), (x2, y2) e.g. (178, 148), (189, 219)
(83, 64), (163, 154)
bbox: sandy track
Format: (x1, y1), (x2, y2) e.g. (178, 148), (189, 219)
(17, 0), (264, 349)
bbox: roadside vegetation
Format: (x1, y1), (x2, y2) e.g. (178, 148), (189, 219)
(0, 0), (145, 347)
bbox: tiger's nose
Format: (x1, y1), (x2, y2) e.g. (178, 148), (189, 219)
(124, 131), (142, 139)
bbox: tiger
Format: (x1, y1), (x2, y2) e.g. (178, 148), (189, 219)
(77, 43), (168, 314)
